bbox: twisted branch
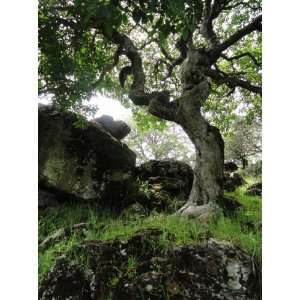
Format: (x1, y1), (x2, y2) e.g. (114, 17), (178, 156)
(205, 68), (262, 95)
(210, 14), (262, 61)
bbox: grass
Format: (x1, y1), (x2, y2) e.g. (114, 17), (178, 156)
(38, 232), (80, 282)
(226, 176), (262, 225)
(39, 177), (262, 284)
(219, 177), (262, 257)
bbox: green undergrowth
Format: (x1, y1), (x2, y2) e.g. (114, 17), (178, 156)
(220, 177), (262, 258)
(39, 177), (261, 284)
(226, 177), (262, 225)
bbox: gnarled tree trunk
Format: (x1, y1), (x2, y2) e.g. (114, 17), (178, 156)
(147, 48), (225, 216)
(180, 114), (224, 206)
(173, 50), (224, 216)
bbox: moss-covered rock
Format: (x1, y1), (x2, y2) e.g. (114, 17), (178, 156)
(39, 230), (261, 300)
(136, 160), (194, 197)
(39, 105), (136, 206)
(133, 160), (194, 212)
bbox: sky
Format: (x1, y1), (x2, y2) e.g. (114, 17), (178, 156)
(39, 93), (132, 121)
(87, 93), (132, 121)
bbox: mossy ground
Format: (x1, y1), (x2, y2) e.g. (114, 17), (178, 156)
(39, 177), (261, 284)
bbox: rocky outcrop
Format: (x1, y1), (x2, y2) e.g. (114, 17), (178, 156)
(246, 182), (262, 196)
(38, 107), (194, 212)
(39, 230), (261, 300)
(39, 105), (136, 207)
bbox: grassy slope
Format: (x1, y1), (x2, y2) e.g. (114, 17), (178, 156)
(39, 177), (261, 284)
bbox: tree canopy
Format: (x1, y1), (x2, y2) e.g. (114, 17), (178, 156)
(39, 0), (261, 128)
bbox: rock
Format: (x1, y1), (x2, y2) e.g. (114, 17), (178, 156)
(39, 105), (136, 207)
(116, 239), (261, 300)
(92, 114), (131, 140)
(39, 230), (261, 300)
(39, 258), (91, 300)
(135, 160), (194, 211)
(147, 176), (187, 195)
(136, 160), (194, 196)
(246, 182), (262, 196)
(38, 188), (59, 208)
(224, 161), (238, 172)
(224, 172), (246, 192)
(131, 160), (194, 213)
(120, 203), (148, 219)
(217, 196), (243, 217)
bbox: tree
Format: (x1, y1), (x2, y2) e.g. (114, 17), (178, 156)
(225, 117), (261, 169)
(39, 0), (262, 217)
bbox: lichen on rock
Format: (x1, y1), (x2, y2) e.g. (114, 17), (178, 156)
(39, 230), (261, 300)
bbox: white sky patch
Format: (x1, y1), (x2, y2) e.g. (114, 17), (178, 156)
(87, 93), (132, 121)
(38, 93), (132, 121)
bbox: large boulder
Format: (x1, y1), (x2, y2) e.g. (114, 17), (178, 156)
(39, 105), (136, 207)
(92, 114), (131, 140)
(39, 230), (261, 300)
(136, 160), (194, 197)
(133, 160), (194, 212)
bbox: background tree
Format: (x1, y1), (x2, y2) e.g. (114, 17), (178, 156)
(39, 0), (262, 217)
(224, 117), (262, 169)
(125, 111), (195, 166)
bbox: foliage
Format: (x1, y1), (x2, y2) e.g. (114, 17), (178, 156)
(39, 0), (126, 111)
(39, 0), (262, 128)
(224, 116), (261, 167)
(240, 160), (262, 178)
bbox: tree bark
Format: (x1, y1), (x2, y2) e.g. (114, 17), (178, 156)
(174, 50), (224, 216)
(242, 157), (248, 169)
(176, 100), (224, 214)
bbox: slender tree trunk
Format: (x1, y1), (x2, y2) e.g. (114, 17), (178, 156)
(242, 157), (248, 169)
